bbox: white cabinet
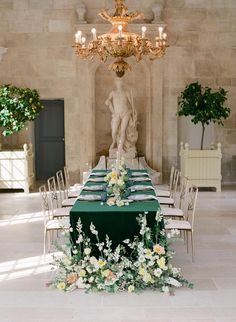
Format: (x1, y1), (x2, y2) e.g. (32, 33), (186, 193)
(0, 144), (34, 193)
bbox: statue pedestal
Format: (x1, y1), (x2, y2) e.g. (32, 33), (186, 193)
(109, 147), (137, 159)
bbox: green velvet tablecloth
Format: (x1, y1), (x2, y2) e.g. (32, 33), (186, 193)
(70, 169), (161, 249)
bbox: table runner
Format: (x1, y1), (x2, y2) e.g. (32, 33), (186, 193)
(70, 169), (161, 249)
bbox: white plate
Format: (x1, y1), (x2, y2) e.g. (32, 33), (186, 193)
(90, 172), (107, 177)
(129, 185), (154, 191)
(128, 194), (157, 201)
(77, 195), (102, 201)
(131, 177), (152, 182)
(83, 185), (104, 191)
(131, 172), (149, 177)
(87, 178), (105, 182)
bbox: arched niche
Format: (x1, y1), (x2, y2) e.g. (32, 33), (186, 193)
(76, 55), (164, 179)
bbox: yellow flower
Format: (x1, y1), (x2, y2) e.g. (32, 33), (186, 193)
(101, 269), (110, 278)
(157, 257), (167, 270)
(128, 285), (135, 293)
(153, 244), (165, 255)
(78, 269), (86, 277)
(144, 249), (153, 259)
(98, 259), (106, 268)
(143, 273), (153, 283)
(111, 171), (117, 179)
(57, 282), (66, 290)
(139, 267), (146, 276)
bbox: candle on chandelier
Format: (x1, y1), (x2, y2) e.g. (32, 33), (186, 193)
(163, 33), (167, 40)
(141, 26), (147, 38)
(75, 30), (82, 44)
(158, 26), (164, 39)
(81, 37), (86, 48)
(118, 25), (123, 38)
(91, 28), (97, 41)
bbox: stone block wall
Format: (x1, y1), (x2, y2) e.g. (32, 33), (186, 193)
(0, 0), (235, 183)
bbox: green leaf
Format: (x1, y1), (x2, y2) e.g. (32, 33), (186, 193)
(0, 84), (43, 136)
(177, 82), (230, 148)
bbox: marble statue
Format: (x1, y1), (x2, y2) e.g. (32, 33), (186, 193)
(76, 0), (87, 23)
(152, 0), (165, 23)
(105, 78), (138, 157)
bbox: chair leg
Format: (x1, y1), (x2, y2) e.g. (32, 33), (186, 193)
(47, 230), (51, 253)
(186, 231), (189, 253)
(44, 230), (47, 255)
(191, 231), (194, 262)
(183, 230), (187, 244)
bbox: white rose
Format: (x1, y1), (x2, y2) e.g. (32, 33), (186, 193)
(76, 277), (86, 289)
(154, 268), (162, 277)
(138, 255), (146, 263)
(89, 256), (98, 266)
(84, 248), (91, 255)
(89, 276), (94, 283)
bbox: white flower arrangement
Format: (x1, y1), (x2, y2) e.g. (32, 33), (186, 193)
(50, 212), (193, 294)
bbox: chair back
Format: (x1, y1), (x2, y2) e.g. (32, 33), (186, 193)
(171, 169), (180, 201)
(64, 166), (70, 190)
(178, 176), (189, 209)
(56, 170), (67, 204)
(47, 176), (60, 208)
(186, 185), (198, 228)
(169, 166), (175, 193)
(39, 185), (52, 226)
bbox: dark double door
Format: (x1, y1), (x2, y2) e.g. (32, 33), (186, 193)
(35, 100), (65, 181)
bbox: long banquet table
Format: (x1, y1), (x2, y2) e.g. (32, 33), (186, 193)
(70, 169), (161, 249)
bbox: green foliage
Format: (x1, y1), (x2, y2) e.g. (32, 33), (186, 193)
(177, 82), (230, 149)
(0, 84), (43, 136)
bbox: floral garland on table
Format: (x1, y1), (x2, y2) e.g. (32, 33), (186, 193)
(104, 161), (129, 207)
(50, 212), (193, 294)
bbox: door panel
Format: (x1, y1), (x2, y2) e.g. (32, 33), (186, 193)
(35, 100), (65, 180)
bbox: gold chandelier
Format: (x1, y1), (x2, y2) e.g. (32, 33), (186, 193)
(73, 0), (168, 77)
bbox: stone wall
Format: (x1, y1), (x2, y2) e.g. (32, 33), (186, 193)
(0, 0), (235, 183)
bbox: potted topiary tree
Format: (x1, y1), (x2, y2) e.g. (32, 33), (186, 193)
(0, 84), (43, 137)
(178, 82), (230, 191)
(0, 84), (43, 192)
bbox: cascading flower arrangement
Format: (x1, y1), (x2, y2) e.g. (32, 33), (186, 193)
(50, 212), (193, 293)
(104, 159), (129, 206)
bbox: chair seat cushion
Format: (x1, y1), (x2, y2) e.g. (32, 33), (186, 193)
(161, 207), (184, 217)
(68, 190), (81, 198)
(53, 207), (72, 217)
(62, 198), (77, 207)
(46, 219), (69, 230)
(157, 197), (174, 205)
(155, 189), (170, 197)
(165, 219), (191, 230)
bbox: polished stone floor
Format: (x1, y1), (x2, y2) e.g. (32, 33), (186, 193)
(0, 185), (236, 322)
